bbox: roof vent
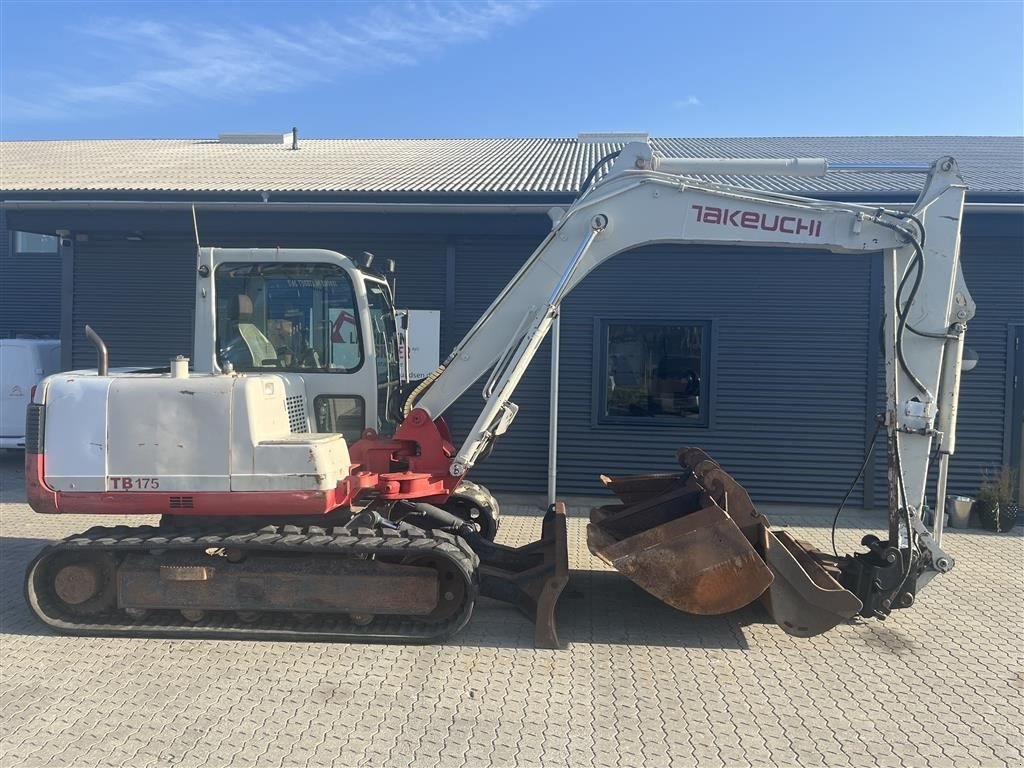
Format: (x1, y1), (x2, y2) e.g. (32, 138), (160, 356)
(217, 132), (290, 145)
(577, 131), (650, 144)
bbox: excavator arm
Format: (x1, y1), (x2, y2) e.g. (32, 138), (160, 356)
(401, 140), (972, 628)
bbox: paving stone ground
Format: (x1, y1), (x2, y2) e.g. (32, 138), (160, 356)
(1, 451), (1022, 767)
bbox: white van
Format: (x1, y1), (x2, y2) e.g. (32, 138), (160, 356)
(1, 339), (60, 449)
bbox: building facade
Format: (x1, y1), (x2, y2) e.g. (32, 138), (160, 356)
(2, 136), (1021, 507)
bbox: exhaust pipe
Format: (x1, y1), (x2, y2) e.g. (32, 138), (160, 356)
(84, 325), (108, 376)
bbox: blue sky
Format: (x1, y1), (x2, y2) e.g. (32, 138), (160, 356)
(2, 0), (1021, 139)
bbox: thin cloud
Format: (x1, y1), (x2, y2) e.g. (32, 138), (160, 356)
(3, 1), (544, 122)
(673, 95), (702, 108)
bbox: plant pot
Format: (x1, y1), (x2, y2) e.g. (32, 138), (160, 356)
(974, 499), (1019, 533)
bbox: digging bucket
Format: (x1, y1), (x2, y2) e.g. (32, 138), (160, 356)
(588, 473), (773, 615)
(588, 448), (863, 635)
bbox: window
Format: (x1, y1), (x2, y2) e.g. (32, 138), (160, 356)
(598, 320), (710, 425)
(14, 232), (58, 254)
(314, 396), (365, 443)
(215, 262), (361, 372)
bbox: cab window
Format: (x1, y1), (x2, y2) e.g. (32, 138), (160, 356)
(215, 262), (362, 372)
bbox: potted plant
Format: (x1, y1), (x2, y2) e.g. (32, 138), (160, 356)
(973, 466), (1019, 532)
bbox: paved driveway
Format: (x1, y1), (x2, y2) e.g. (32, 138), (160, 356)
(2, 453), (1022, 767)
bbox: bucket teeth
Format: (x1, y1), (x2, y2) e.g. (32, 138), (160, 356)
(588, 448), (862, 635)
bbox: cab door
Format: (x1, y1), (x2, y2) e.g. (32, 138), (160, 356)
(307, 276), (402, 440)
(364, 279), (403, 438)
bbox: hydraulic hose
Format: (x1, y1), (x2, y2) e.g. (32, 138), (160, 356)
(578, 151), (621, 194)
(402, 364), (446, 416)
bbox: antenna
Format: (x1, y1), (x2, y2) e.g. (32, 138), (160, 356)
(191, 204), (202, 254)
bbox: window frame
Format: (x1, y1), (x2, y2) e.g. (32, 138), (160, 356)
(591, 317), (715, 429)
(364, 279), (402, 437)
(213, 261), (365, 375)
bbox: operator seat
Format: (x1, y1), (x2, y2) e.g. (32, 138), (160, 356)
(233, 294), (278, 367)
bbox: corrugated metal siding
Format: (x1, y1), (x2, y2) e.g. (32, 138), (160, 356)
(548, 244), (875, 503)
(71, 236), (195, 368)
(871, 229), (1024, 503)
(69, 232), (448, 370)
(202, 232), (448, 317)
(55, 212), (1023, 509)
(445, 236), (552, 491)
(440, 235), (878, 501)
(0, 212), (61, 338)
(451, 219), (1021, 505)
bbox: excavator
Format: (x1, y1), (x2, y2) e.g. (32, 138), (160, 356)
(23, 140), (973, 648)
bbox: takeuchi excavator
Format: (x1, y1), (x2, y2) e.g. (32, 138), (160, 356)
(23, 141), (973, 647)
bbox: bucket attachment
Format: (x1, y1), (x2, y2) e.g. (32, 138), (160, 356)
(589, 476), (773, 614)
(588, 448), (863, 636)
(759, 528), (862, 637)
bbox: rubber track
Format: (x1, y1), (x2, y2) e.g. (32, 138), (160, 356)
(25, 523), (479, 644)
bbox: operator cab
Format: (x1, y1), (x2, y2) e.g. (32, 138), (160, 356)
(194, 248), (403, 442)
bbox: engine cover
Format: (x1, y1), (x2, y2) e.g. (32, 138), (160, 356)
(37, 371), (349, 498)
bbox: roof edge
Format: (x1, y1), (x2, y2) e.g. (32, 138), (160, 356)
(5, 197), (1023, 215)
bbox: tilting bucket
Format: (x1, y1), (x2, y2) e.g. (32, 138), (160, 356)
(588, 448), (863, 636)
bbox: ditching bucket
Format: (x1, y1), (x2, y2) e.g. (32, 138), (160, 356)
(759, 528), (862, 637)
(588, 448), (863, 636)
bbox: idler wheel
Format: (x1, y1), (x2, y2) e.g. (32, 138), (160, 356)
(54, 564), (100, 605)
(441, 481), (500, 541)
(43, 551), (118, 616)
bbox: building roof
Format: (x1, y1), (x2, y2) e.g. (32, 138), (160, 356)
(1, 136), (1021, 198)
